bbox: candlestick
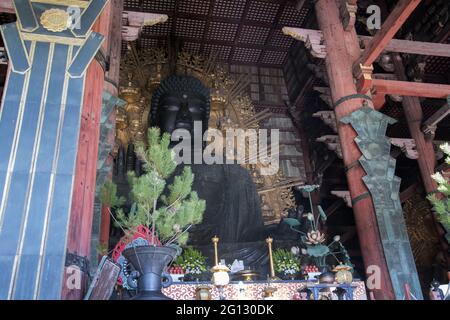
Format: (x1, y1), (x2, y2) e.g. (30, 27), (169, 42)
(210, 235), (230, 300)
(212, 235), (219, 266)
(266, 237), (278, 280)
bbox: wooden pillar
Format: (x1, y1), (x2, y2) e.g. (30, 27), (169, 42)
(62, 0), (124, 300)
(62, 1), (120, 300)
(62, 60), (104, 301)
(392, 55), (437, 193)
(104, 0), (124, 96)
(315, 0), (395, 299)
(0, 1), (106, 300)
(392, 53), (450, 263)
(97, 0), (124, 256)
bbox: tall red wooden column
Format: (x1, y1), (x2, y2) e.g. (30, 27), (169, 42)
(392, 54), (437, 193)
(62, 0), (123, 300)
(98, 0), (124, 256)
(314, 0), (395, 299)
(392, 54), (450, 264)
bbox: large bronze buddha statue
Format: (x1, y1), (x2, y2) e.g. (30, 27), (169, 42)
(150, 75), (265, 247)
(113, 74), (298, 275)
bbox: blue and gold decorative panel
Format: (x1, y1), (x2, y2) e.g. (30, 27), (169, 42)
(0, 0), (106, 300)
(341, 107), (423, 300)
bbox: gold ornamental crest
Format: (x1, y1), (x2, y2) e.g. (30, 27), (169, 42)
(40, 9), (70, 33)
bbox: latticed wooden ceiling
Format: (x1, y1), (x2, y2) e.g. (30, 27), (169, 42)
(124, 0), (313, 67)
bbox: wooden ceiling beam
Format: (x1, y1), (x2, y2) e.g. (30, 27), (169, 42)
(422, 101), (450, 140)
(331, 190), (352, 208)
(371, 79), (450, 102)
(122, 11), (168, 41)
(356, 0), (422, 68)
(284, 27), (450, 58)
(359, 36), (450, 58)
(324, 199), (344, 217)
(125, 8), (287, 29)
(140, 34), (288, 53)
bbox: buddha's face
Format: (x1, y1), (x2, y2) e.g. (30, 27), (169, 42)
(157, 92), (207, 134)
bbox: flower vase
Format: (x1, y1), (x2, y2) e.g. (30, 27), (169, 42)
(122, 245), (177, 300)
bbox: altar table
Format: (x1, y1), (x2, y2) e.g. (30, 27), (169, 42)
(162, 280), (367, 300)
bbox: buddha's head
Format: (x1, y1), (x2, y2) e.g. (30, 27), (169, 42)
(150, 75), (210, 135)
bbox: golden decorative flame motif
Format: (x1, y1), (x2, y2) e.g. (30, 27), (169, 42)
(40, 9), (70, 33)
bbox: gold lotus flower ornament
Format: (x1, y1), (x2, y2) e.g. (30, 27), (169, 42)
(305, 230), (326, 245)
(40, 9), (70, 33)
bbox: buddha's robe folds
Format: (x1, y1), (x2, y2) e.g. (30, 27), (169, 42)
(170, 162), (265, 246)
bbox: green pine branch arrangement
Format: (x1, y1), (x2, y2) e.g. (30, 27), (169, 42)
(428, 143), (450, 232)
(101, 127), (206, 246)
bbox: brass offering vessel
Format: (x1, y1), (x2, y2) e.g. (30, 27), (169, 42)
(235, 270), (260, 281)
